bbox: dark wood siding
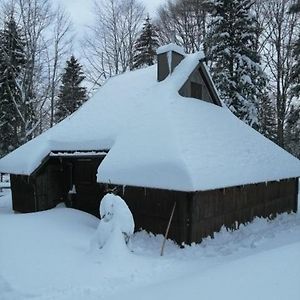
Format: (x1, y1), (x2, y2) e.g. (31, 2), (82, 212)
(190, 178), (298, 243)
(10, 175), (36, 212)
(191, 82), (203, 100)
(112, 186), (190, 244)
(10, 156), (105, 215)
(35, 159), (65, 211)
(70, 158), (104, 216)
(10, 161), (298, 245)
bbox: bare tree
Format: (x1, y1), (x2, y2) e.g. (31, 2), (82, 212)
(255, 0), (300, 147)
(46, 7), (73, 128)
(156, 0), (209, 54)
(82, 0), (145, 87)
(17, 0), (52, 138)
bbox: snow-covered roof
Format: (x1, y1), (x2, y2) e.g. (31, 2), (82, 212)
(0, 52), (299, 191)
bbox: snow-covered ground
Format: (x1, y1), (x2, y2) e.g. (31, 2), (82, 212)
(0, 189), (299, 300)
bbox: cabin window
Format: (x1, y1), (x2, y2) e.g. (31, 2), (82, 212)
(191, 82), (203, 100)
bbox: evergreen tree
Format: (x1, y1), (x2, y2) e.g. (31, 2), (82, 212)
(0, 15), (26, 156)
(55, 56), (87, 123)
(258, 92), (277, 141)
(206, 0), (267, 129)
(133, 16), (159, 69)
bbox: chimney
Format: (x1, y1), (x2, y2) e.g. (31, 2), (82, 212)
(156, 43), (185, 82)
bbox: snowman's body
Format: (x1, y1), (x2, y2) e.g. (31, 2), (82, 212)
(91, 193), (135, 250)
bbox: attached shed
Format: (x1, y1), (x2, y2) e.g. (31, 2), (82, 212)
(0, 43), (299, 244)
(11, 151), (107, 216)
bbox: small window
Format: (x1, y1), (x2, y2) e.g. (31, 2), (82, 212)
(191, 82), (203, 100)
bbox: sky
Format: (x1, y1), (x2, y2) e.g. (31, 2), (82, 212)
(53, 0), (166, 36)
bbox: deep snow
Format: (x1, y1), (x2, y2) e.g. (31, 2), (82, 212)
(0, 189), (299, 300)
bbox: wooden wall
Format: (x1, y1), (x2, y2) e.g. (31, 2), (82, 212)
(11, 159), (66, 212)
(11, 165), (298, 246)
(10, 156), (105, 215)
(11, 175), (36, 212)
(189, 178), (298, 243)
(114, 186), (190, 245)
(35, 159), (65, 211)
(68, 157), (104, 216)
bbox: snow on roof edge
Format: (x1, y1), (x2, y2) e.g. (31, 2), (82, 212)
(97, 174), (299, 193)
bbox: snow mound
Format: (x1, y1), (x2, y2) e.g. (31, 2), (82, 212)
(91, 193), (134, 252)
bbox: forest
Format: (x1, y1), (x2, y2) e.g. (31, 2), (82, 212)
(0, 0), (299, 159)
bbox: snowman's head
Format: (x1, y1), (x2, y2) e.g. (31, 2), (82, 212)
(100, 194), (116, 221)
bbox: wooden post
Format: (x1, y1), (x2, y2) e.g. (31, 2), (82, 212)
(160, 201), (176, 256)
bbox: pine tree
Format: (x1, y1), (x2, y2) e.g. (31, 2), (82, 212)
(133, 16), (159, 69)
(55, 56), (87, 123)
(0, 15), (26, 156)
(258, 92), (277, 141)
(206, 0), (267, 129)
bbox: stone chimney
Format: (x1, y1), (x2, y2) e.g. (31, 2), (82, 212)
(156, 43), (185, 82)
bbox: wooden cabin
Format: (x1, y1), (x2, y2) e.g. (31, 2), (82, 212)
(1, 43), (299, 244)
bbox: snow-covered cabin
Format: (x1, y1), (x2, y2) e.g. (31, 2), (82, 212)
(0, 44), (299, 244)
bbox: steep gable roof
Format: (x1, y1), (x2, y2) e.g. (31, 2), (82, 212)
(0, 52), (299, 191)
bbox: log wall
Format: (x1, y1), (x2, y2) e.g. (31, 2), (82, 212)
(114, 186), (190, 245)
(189, 178), (298, 243)
(11, 164), (298, 246)
(11, 175), (36, 212)
(11, 156), (105, 215)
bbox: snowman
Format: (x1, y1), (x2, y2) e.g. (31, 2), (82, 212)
(90, 193), (135, 251)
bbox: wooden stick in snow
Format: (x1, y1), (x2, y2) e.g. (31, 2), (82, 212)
(160, 201), (177, 256)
